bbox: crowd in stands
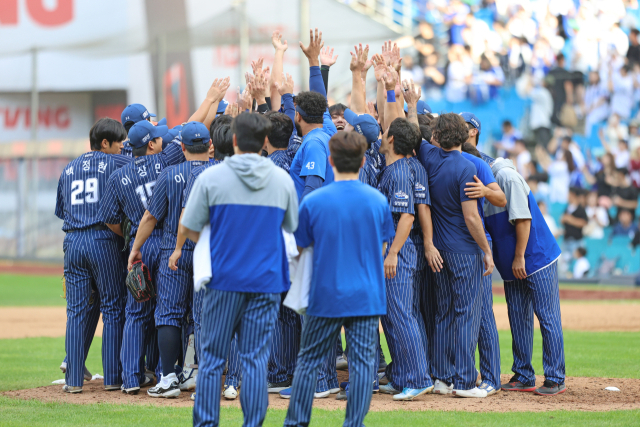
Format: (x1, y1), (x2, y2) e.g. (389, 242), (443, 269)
(405, 0), (640, 279)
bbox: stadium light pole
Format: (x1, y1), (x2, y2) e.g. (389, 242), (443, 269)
(299, 0), (309, 91)
(239, 0), (249, 95)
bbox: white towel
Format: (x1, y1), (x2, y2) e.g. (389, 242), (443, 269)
(284, 246), (313, 314)
(193, 226), (298, 293)
(193, 225), (212, 292)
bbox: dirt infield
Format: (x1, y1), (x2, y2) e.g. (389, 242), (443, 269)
(493, 286), (640, 301)
(0, 261), (63, 276)
(2, 302), (638, 339)
(4, 374), (640, 413)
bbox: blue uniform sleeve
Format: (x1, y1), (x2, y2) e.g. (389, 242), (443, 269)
(299, 140), (327, 179)
(412, 162), (431, 206)
(302, 175), (324, 200)
(99, 173), (124, 224)
(282, 93), (295, 125)
(389, 168), (415, 215)
(474, 158), (496, 186)
(148, 169), (169, 222)
(381, 203), (396, 242)
(294, 201), (313, 248)
(459, 161), (477, 203)
(182, 170), (199, 208)
(322, 109), (337, 136)
(55, 174), (64, 220)
(309, 66), (326, 98)
(162, 142), (186, 166)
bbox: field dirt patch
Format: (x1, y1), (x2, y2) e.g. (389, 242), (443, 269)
(493, 286), (640, 301)
(4, 374), (640, 413)
(0, 261), (63, 276)
(2, 301), (638, 340)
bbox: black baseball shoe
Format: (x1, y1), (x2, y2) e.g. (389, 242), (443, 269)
(267, 378), (292, 393)
(501, 375), (536, 392)
(534, 379), (567, 396)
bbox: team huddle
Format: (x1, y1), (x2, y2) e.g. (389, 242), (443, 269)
(55, 28), (566, 427)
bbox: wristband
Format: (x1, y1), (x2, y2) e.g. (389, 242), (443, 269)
(386, 90), (396, 103)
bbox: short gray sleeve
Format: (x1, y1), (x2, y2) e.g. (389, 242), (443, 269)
(181, 174), (210, 233)
(505, 178), (533, 224)
(282, 175), (299, 233)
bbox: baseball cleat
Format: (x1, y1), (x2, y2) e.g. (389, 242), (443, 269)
(378, 360), (388, 373)
(84, 366), (93, 381)
(314, 390), (330, 398)
(62, 385), (82, 394)
(336, 389), (348, 401)
(140, 375), (153, 388)
(336, 355), (348, 370)
(223, 385), (239, 400)
(453, 386), (488, 398)
(501, 375), (536, 392)
(433, 379), (453, 395)
(122, 385), (140, 395)
(191, 392), (196, 401)
(378, 373), (389, 385)
(476, 369), (482, 387)
(534, 380), (567, 396)
(148, 375), (181, 398)
(329, 387), (340, 394)
(178, 367), (198, 391)
(104, 384), (122, 391)
(60, 362), (67, 374)
(393, 386), (433, 401)
(379, 383), (402, 395)
(267, 378), (292, 393)
(279, 387), (293, 399)
(478, 381), (499, 396)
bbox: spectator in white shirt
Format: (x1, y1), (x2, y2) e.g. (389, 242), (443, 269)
(583, 191), (610, 239)
(583, 71), (610, 137)
(609, 65), (634, 120)
(512, 139), (532, 179)
(572, 247), (590, 279)
(537, 200), (560, 237)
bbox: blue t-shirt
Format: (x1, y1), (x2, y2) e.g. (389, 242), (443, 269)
(296, 180), (395, 318)
(289, 126), (335, 200)
(461, 151), (495, 242)
(148, 160), (206, 250)
(55, 151), (132, 232)
(416, 142), (480, 254)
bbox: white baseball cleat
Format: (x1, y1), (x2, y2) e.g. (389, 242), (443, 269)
(223, 385), (239, 400)
(453, 386), (488, 398)
(433, 379), (453, 395)
(147, 374), (181, 398)
(179, 367), (198, 391)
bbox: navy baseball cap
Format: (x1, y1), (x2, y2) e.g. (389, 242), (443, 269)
(343, 109), (379, 144)
(121, 103), (156, 125)
(460, 112), (481, 133)
(403, 100), (432, 115)
(157, 117), (167, 127)
(128, 120), (169, 149)
(161, 128), (180, 144)
(217, 99), (229, 114)
(181, 121), (211, 146)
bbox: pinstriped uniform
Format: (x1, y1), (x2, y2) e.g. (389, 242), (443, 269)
(100, 144), (184, 388)
(55, 151), (132, 387)
(61, 289), (102, 372)
(377, 158), (432, 390)
(225, 333), (242, 387)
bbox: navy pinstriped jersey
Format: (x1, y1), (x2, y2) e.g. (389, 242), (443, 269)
(99, 144), (185, 236)
(358, 140), (385, 188)
(286, 134), (302, 161)
(268, 150), (292, 173)
(480, 151), (495, 165)
(121, 139), (132, 157)
(182, 159), (222, 208)
(407, 156), (431, 244)
(148, 160), (207, 251)
(377, 158), (416, 232)
(55, 151), (133, 232)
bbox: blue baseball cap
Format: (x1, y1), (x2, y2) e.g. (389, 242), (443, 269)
(157, 117), (167, 127)
(121, 103), (156, 125)
(403, 100), (432, 115)
(217, 99), (229, 114)
(161, 128), (180, 144)
(180, 121), (211, 146)
(128, 120), (169, 149)
(460, 112), (481, 134)
(343, 109), (379, 144)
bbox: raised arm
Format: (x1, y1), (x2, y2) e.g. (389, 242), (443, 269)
(319, 46), (338, 94)
(350, 44), (369, 114)
(275, 73), (296, 123)
(270, 31), (288, 111)
(402, 79), (421, 128)
(383, 65), (400, 127)
(373, 54), (387, 129)
(300, 28), (326, 97)
(188, 77), (229, 124)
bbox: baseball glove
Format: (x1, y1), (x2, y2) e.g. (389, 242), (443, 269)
(121, 216), (132, 252)
(126, 260), (155, 302)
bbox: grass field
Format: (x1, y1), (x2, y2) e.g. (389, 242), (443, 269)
(2, 273), (640, 426)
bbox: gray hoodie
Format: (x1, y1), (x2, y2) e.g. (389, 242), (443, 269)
(484, 158), (532, 224)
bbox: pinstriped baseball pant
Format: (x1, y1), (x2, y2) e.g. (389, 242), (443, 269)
(477, 242), (501, 388)
(284, 315), (379, 427)
(193, 288), (279, 427)
(63, 229), (127, 387)
(121, 235), (161, 389)
(432, 250), (483, 390)
(268, 293), (302, 383)
(61, 288), (101, 377)
(503, 260), (565, 384)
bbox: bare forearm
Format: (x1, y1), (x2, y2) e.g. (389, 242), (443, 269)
(418, 205), (435, 247)
(179, 224), (200, 243)
(514, 219), (531, 257)
(464, 210), (491, 254)
(188, 98), (214, 123)
(203, 100), (220, 130)
(617, 199), (638, 209)
(385, 93), (400, 128)
(485, 183), (507, 207)
(376, 81), (386, 129)
(407, 103), (419, 127)
(131, 211), (158, 253)
(389, 214), (414, 255)
(351, 71), (366, 113)
(174, 209), (188, 251)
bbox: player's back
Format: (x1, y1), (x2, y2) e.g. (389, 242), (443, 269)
(289, 129), (335, 199)
(55, 151), (132, 232)
(182, 161), (218, 207)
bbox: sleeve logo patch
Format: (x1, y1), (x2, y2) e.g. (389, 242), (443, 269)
(394, 191), (409, 200)
(415, 183), (426, 192)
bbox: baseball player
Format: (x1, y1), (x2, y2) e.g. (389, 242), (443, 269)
(284, 131), (394, 426)
(125, 121), (210, 398)
(55, 118), (132, 393)
(483, 158), (565, 396)
(181, 112), (298, 427)
(416, 113), (494, 398)
(99, 119), (185, 394)
(120, 104), (157, 157)
(461, 112), (495, 164)
(376, 118), (432, 401)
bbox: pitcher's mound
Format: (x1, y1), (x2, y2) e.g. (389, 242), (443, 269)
(4, 375), (640, 413)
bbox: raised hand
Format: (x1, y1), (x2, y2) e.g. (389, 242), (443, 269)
(245, 72), (254, 86)
(299, 27), (324, 67)
(206, 77), (231, 103)
(383, 66), (399, 91)
(390, 43), (402, 72)
(401, 79), (421, 106)
(271, 30), (288, 52)
(381, 40), (393, 65)
(274, 73), (294, 95)
(225, 102), (240, 118)
(237, 85), (252, 111)
(367, 101), (378, 120)
(251, 73), (268, 103)
(250, 58), (264, 76)
(372, 54), (387, 82)
(263, 66), (271, 86)
(320, 46), (338, 67)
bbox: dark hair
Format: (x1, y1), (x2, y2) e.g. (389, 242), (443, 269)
(90, 118), (127, 151)
(564, 149), (575, 173)
(561, 136), (572, 144)
(212, 123), (234, 160)
(461, 142), (482, 158)
(210, 114), (233, 139)
(502, 120), (512, 127)
(329, 103), (348, 116)
(466, 122), (480, 145)
(295, 91), (327, 125)
(417, 114), (433, 127)
(631, 28), (640, 36)
(185, 141), (210, 155)
(132, 144), (149, 157)
(388, 118), (420, 156)
(329, 131), (367, 173)
(433, 113), (468, 150)
(231, 112), (273, 153)
(576, 247), (587, 257)
(616, 167), (630, 176)
(124, 121), (135, 134)
(265, 112), (293, 149)
(419, 125), (432, 142)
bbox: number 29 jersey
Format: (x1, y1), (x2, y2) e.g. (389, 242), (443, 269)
(55, 151), (133, 232)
